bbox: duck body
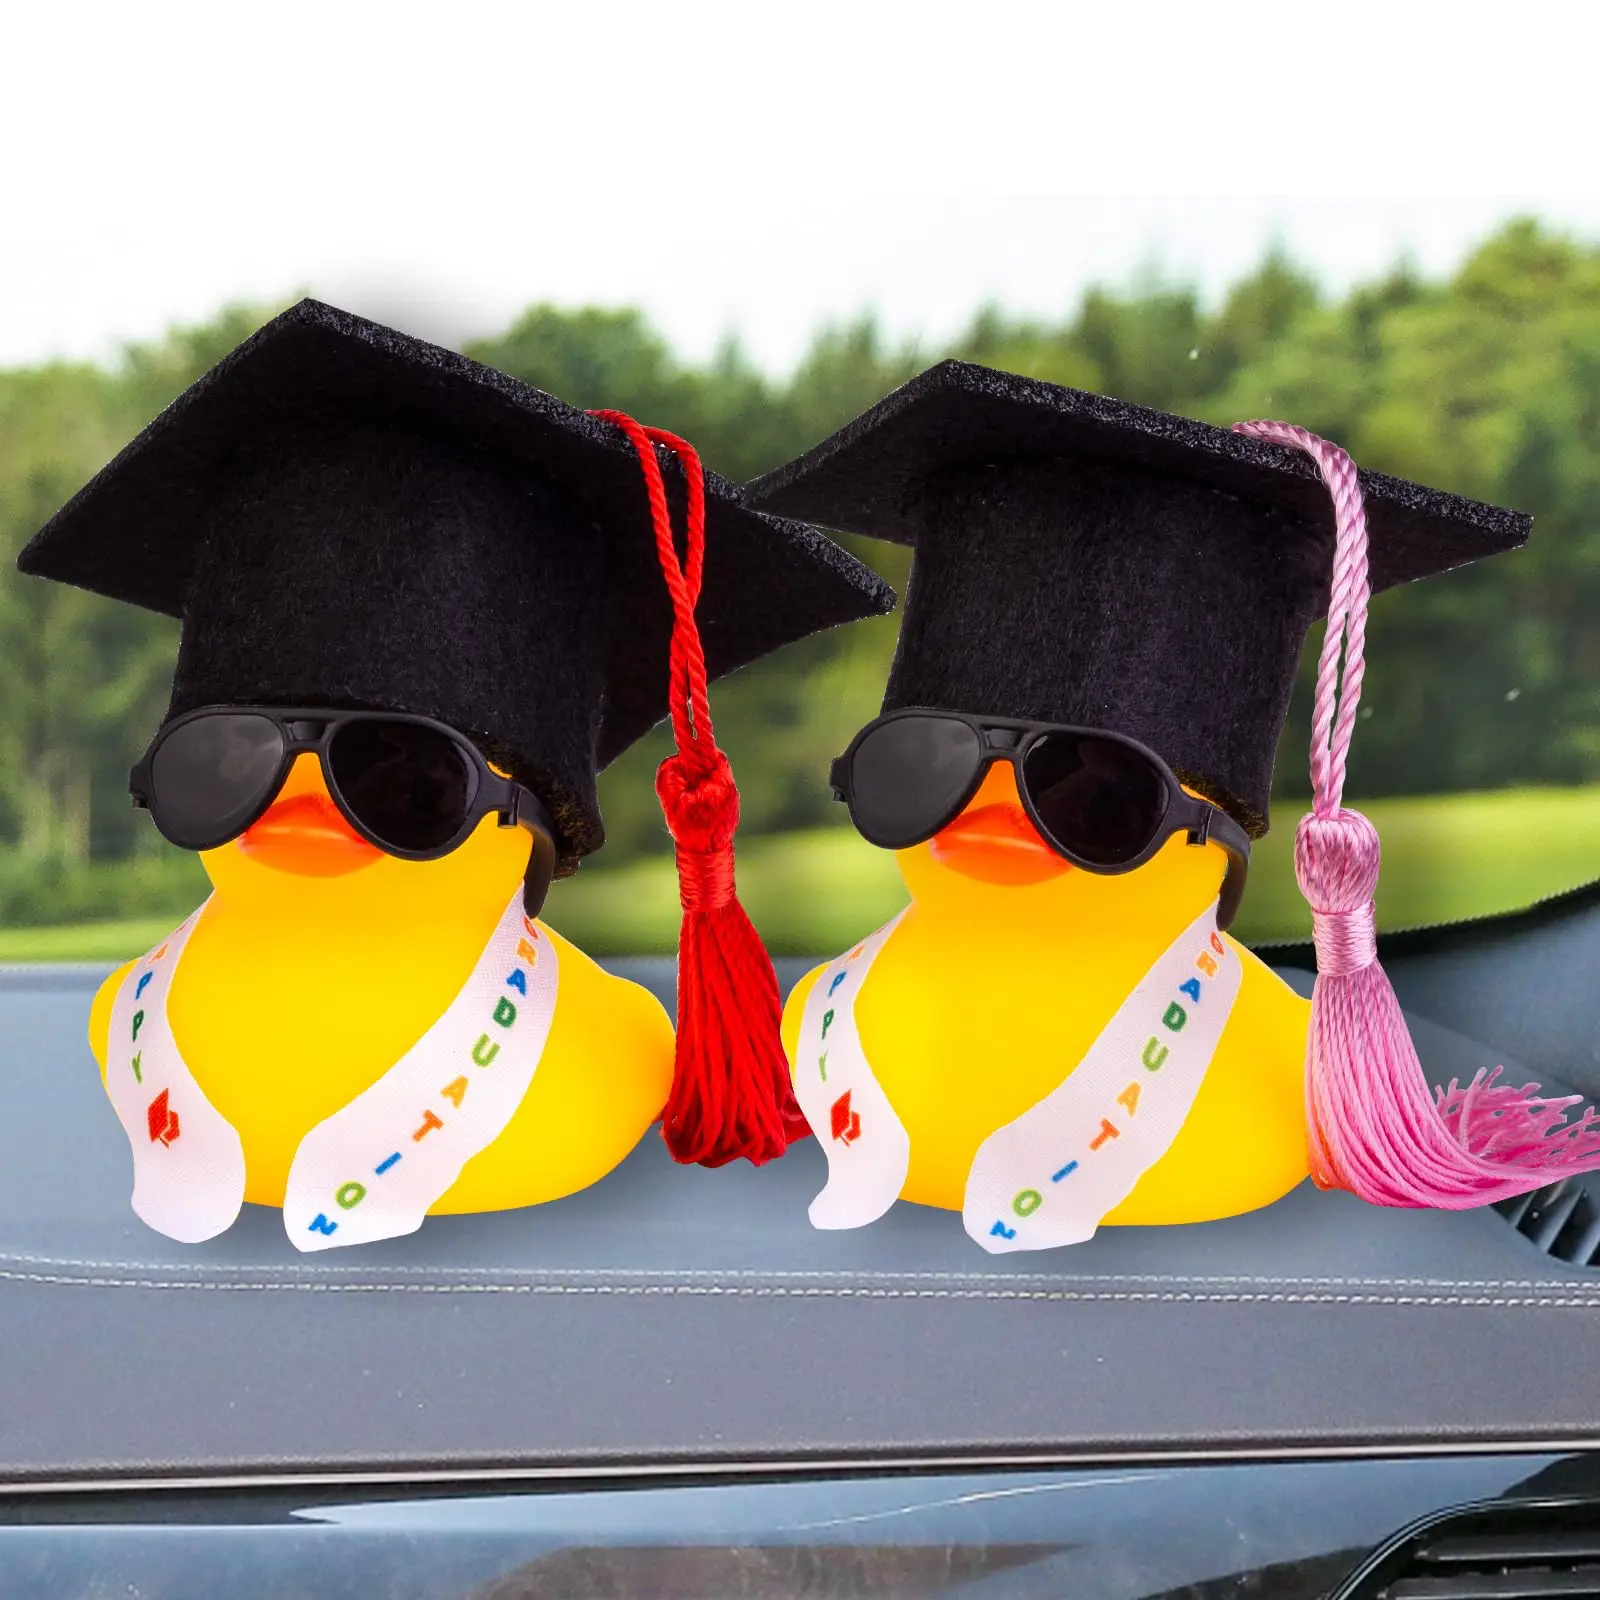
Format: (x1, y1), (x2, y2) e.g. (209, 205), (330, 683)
(781, 766), (1312, 1228)
(88, 755), (673, 1217)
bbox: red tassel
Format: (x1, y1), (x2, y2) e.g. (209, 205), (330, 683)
(590, 410), (806, 1166)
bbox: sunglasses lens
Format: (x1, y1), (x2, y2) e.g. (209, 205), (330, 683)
(848, 716), (984, 846)
(1022, 732), (1170, 866)
(327, 720), (476, 853)
(148, 713), (287, 849)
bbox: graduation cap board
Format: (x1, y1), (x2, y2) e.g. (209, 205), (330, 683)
(744, 358), (1528, 837)
(19, 298), (896, 862)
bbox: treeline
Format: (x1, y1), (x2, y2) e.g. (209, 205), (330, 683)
(0, 219), (1596, 922)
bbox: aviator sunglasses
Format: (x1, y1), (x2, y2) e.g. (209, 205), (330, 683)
(830, 709), (1252, 930)
(130, 706), (559, 912)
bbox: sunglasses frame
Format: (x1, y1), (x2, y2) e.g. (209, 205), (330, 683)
(830, 708), (1252, 930)
(130, 705), (558, 912)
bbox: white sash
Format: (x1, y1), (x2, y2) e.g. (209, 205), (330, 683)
(793, 904), (1241, 1253)
(106, 911), (246, 1244)
(792, 911), (911, 1230)
(105, 892), (559, 1251)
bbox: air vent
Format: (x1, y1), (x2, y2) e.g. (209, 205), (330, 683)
(1333, 1499), (1600, 1600)
(1495, 1180), (1600, 1267)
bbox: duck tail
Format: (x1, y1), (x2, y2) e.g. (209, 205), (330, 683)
(591, 410), (805, 1167)
(1234, 419), (1600, 1207)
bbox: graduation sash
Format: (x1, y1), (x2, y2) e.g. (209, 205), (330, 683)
(793, 904), (1241, 1252)
(104, 891), (559, 1251)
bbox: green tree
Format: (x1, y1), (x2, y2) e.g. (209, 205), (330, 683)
(1204, 220), (1600, 799)
(0, 308), (278, 893)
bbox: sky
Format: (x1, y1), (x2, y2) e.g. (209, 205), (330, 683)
(4, 2), (1598, 375)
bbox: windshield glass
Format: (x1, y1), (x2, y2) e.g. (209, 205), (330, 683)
(2, 221), (1595, 963)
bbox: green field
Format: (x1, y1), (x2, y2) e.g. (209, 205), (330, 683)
(2, 786), (1597, 964)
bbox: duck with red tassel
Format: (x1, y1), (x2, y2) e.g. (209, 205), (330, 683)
(746, 360), (1600, 1252)
(14, 300), (892, 1250)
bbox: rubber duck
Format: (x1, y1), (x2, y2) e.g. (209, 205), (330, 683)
(18, 300), (894, 1247)
(86, 751), (672, 1214)
(748, 359), (1533, 1249)
(781, 760), (1312, 1226)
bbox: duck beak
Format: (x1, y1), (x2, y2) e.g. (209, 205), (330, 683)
(238, 780), (383, 878)
(929, 765), (1071, 886)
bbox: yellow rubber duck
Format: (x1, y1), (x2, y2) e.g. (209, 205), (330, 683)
(19, 300), (894, 1249)
(782, 762), (1312, 1226)
(89, 752), (673, 1214)
(750, 358), (1539, 1235)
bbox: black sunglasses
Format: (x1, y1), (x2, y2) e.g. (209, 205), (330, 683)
(130, 706), (558, 913)
(830, 709), (1252, 930)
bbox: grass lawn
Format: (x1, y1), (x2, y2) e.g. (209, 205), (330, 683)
(1238, 786), (1600, 943)
(0, 916), (183, 965)
(4, 786), (1598, 963)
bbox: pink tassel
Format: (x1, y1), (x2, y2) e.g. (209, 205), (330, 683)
(1234, 420), (1600, 1208)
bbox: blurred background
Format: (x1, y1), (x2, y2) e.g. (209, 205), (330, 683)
(2, 4), (1597, 960)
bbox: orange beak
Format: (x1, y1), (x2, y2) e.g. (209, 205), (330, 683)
(237, 763), (384, 878)
(928, 763), (1071, 886)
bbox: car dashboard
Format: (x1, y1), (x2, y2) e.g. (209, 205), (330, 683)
(2, 885), (1599, 1596)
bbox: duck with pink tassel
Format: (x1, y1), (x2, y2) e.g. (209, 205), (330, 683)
(745, 360), (1600, 1252)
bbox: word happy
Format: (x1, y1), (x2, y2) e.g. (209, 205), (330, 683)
(819, 943), (867, 1145)
(127, 951), (169, 1137)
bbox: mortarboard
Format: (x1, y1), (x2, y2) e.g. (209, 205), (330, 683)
(18, 298), (896, 866)
(743, 358), (1527, 838)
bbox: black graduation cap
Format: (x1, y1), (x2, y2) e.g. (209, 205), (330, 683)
(744, 359), (1530, 838)
(17, 299), (896, 863)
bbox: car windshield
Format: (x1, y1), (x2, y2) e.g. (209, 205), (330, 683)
(2, 222), (1595, 965)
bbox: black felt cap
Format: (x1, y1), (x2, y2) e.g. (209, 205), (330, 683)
(744, 359), (1530, 837)
(17, 300), (896, 861)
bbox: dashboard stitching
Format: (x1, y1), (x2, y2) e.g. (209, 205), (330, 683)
(0, 1254), (1594, 1292)
(3, 1266), (1599, 1305)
